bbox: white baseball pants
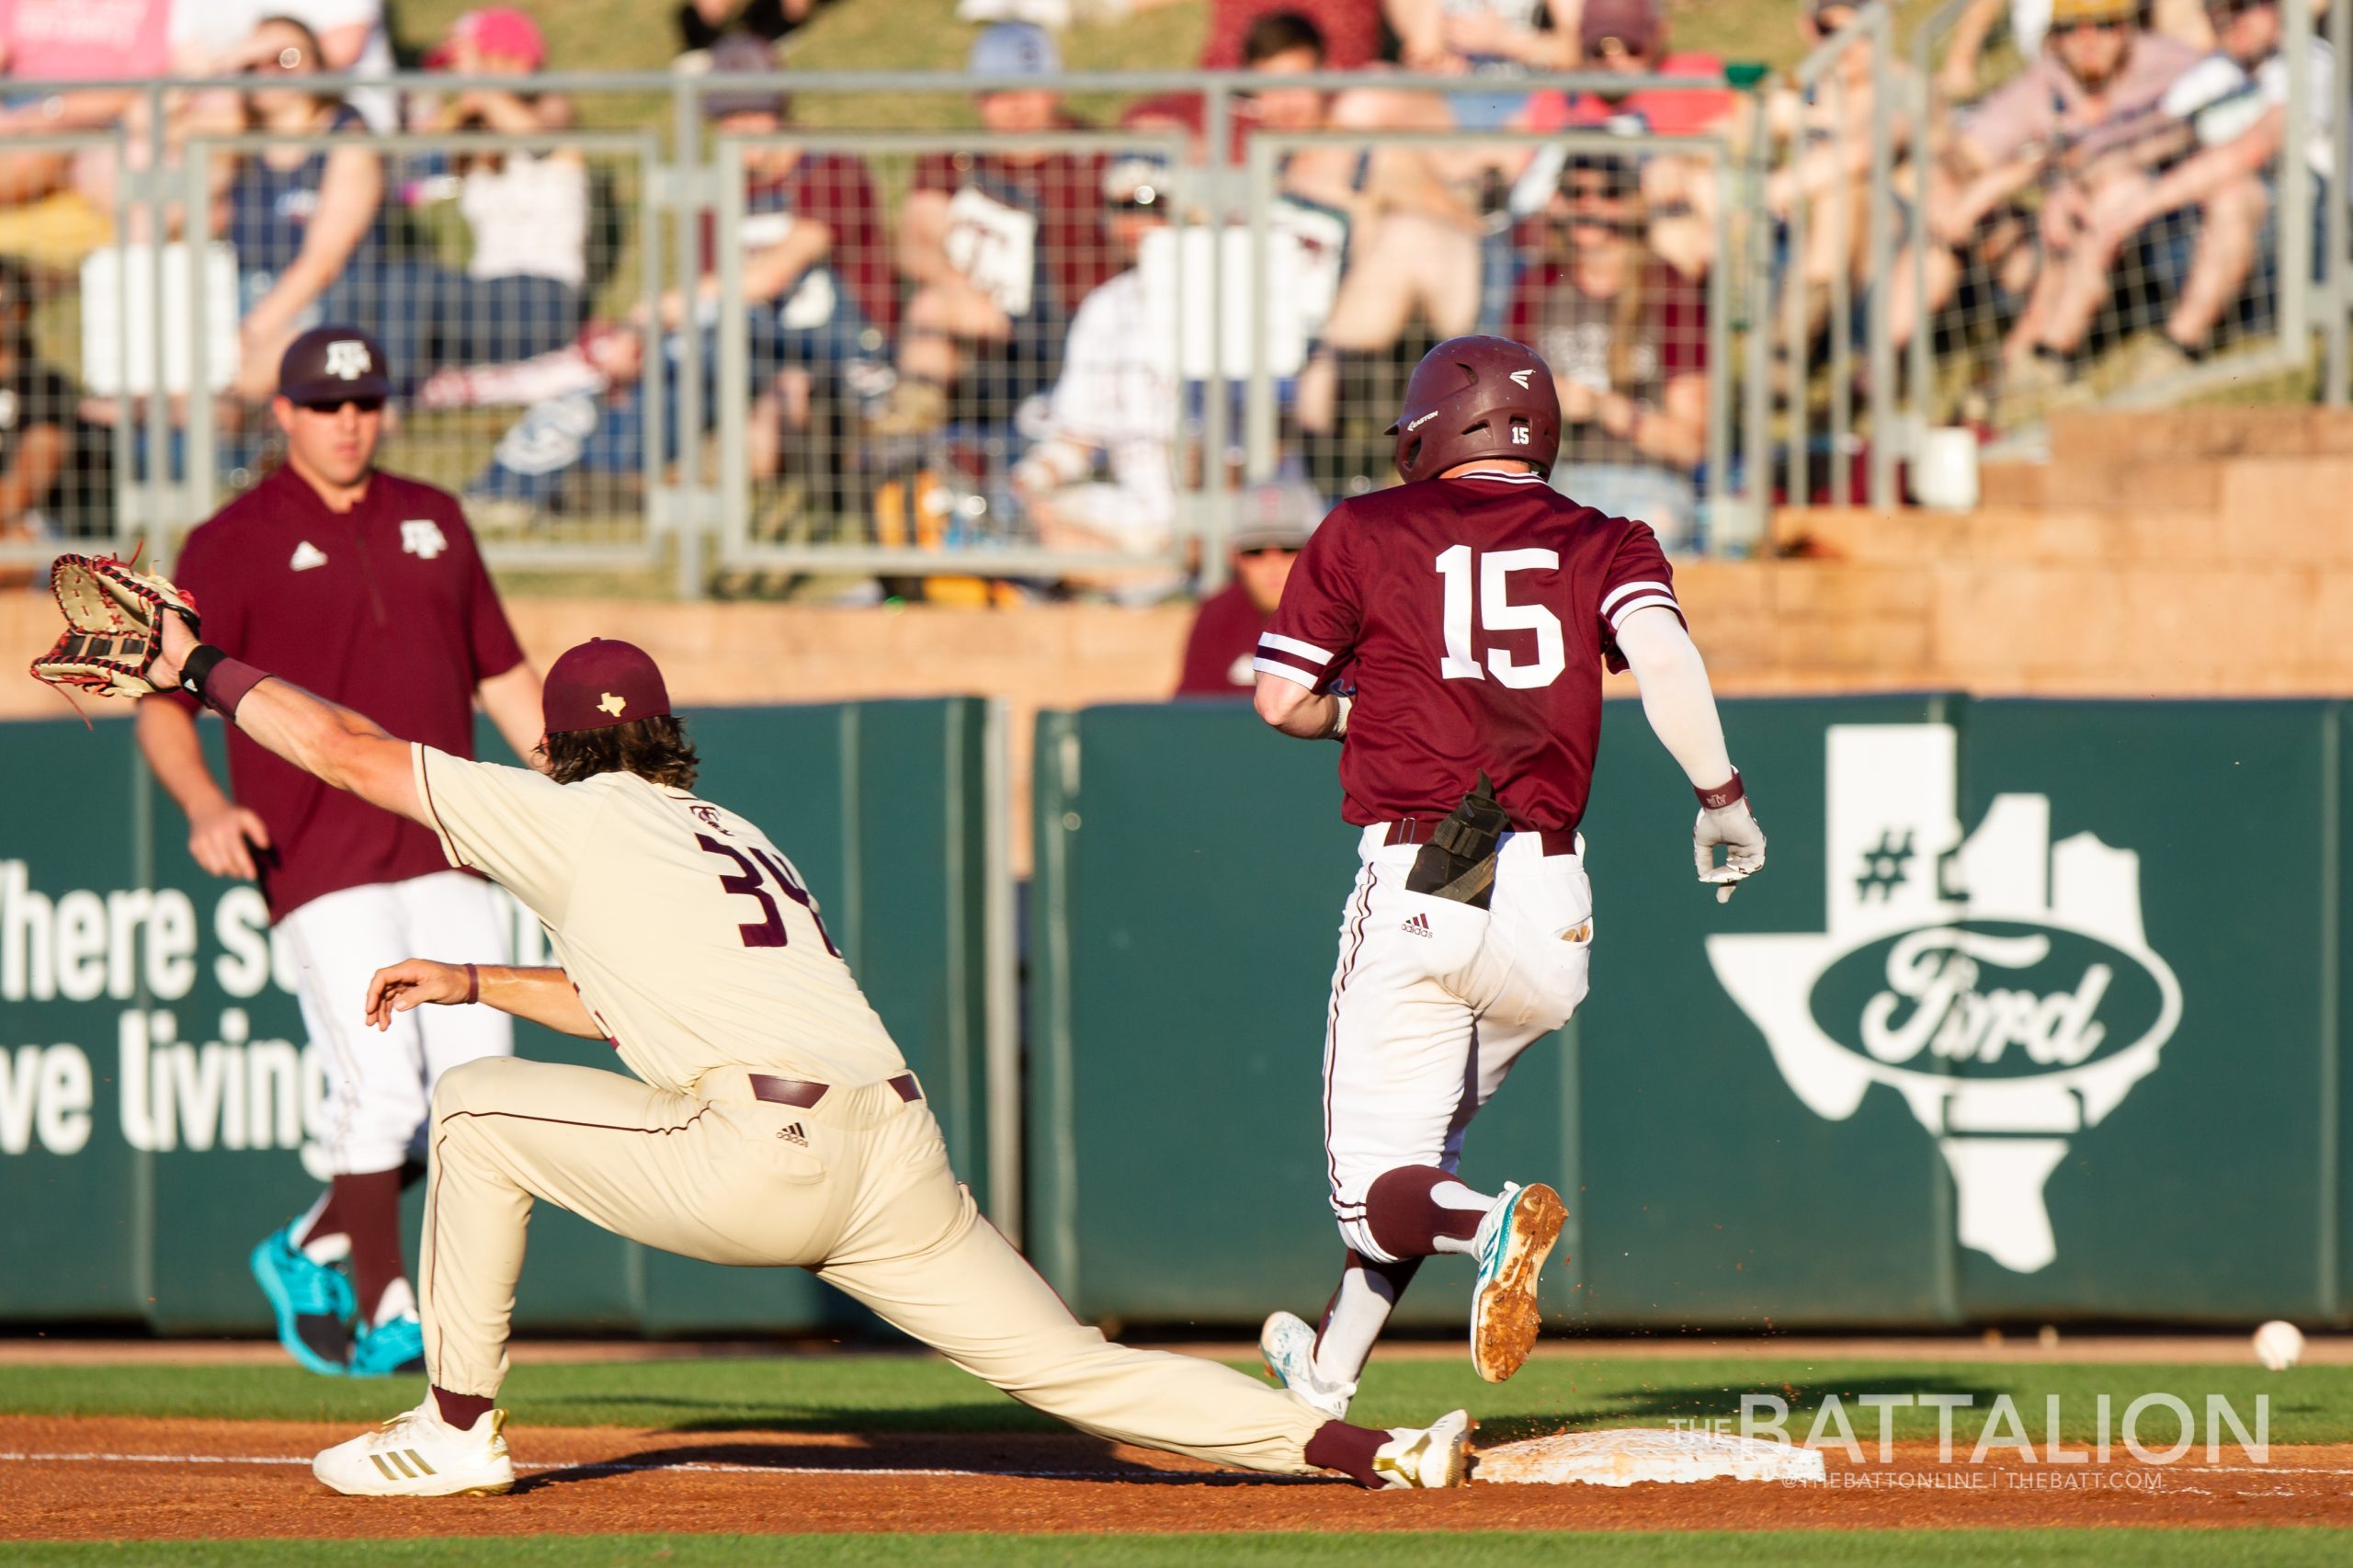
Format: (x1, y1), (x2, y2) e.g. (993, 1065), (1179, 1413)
(278, 870), (517, 1176)
(1323, 826), (1595, 1260)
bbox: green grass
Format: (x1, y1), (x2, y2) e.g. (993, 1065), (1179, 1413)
(6, 1353), (2343, 1446)
(10, 1533), (2353, 1567)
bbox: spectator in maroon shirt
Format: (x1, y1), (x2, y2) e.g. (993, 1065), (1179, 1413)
(1176, 479), (1326, 696)
(135, 326), (543, 1381)
(879, 23), (1113, 436)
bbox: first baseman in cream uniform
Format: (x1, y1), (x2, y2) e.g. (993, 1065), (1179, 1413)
(137, 614), (1474, 1496)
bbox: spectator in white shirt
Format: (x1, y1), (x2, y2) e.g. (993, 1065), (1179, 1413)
(1012, 154), (1183, 601)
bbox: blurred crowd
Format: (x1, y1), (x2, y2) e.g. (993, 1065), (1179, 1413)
(0, 0), (2337, 594)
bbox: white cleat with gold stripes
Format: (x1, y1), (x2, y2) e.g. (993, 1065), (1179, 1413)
(313, 1399), (515, 1497)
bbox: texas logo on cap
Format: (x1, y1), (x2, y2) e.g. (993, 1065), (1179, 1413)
(543, 638), (672, 733)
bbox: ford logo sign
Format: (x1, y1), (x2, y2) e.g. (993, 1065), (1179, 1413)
(1809, 921), (2167, 1079)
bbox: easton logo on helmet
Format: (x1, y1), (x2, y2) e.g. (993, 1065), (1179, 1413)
(1386, 335), (1563, 482)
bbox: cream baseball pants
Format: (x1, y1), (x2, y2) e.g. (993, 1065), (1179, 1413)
(415, 1054), (1330, 1474)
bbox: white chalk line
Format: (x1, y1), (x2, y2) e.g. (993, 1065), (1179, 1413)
(0, 1450), (1312, 1484)
(3, 1450), (2347, 1504)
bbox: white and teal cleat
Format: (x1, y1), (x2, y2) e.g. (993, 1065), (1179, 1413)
(1469, 1181), (1567, 1384)
(1258, 1309), (1356, 1420)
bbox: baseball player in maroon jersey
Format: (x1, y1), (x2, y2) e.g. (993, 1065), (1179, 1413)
(1249, 335), (1766, 1415)
(134, 326), (543, 1379)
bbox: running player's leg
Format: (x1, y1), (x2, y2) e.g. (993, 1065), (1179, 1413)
(1448, 835), (1596, 1382)
(1305, 837), (1593, 1395)
(814, 1108), (1396, 1483)
(416, 1055), (854, 1417)
(1305, 846), (1500, 1396)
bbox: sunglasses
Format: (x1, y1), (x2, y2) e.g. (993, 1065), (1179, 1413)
(1237, 545), (1301, 559)
(296, 397), (385, 415)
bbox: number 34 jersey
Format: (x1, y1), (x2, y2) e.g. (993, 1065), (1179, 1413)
(1256, 471), (1686, 835)
(411, 745), (907, 1095)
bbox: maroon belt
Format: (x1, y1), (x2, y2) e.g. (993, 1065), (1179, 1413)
(1382, 819), (1581, 857)
(749, 1073), (922, 1108)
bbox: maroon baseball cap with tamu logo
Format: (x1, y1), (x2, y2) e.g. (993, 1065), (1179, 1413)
(278, 325), (392, 404)
(543, 638), (672, 733)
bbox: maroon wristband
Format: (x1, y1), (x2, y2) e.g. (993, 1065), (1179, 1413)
(463, 964), (480, 1006)
(1696, 771), (1745, 811)
(201, 659), (270, 721)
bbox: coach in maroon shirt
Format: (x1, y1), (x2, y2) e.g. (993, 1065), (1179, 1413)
(1174, 479), (1324, 697)
(135, 326), (543, 1381)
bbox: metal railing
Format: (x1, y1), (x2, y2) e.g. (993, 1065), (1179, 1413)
(173, 131), (665, 567)
(8, 40), (2347, 589)
(1756, 2), (1900, 509)
(0, 64), (1767, 594)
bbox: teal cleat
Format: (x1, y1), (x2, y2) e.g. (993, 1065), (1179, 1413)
(348, 1312), (427, 1378)
(250, 1222), (356, 1377)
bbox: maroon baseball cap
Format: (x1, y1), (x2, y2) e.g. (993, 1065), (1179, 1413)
(543, 639), (672, 733)
(278, 325), (392, 404)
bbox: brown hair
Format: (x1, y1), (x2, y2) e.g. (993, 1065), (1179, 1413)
(1556, 164), (1651, 389)
(542, 714), (700, 789)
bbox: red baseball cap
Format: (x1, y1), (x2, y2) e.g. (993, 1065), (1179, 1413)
(428, 6), (548, 70)
(543, 639), (671, 733)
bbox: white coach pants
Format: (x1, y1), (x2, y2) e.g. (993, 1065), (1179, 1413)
(1323, 827), (1595, 1258)
(278, 870), (516, 1176)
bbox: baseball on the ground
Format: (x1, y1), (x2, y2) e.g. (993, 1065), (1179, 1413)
(2254, 1320), (2305, 1371)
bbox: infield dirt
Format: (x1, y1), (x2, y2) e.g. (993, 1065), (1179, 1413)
(6, 1416), (2350, 1540)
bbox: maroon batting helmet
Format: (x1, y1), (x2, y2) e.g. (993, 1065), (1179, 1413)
(1386, 335), (1561, 483)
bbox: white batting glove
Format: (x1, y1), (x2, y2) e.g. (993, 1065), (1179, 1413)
(1692, 771), (1766, 903)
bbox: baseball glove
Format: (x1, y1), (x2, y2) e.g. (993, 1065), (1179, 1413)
(28, 553), (200, 704)
(30, 624), (174, 700)
(49, 551), (199, 638)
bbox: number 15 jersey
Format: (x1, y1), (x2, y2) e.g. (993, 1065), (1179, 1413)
(411, 745), (906, 1095)
(1255, 470), (1686, 835)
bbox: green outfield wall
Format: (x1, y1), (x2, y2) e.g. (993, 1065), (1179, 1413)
(1029, 699), (2352, 1331)
(4, 695), (2346, 1334)
(0, 700), (991, 1334)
